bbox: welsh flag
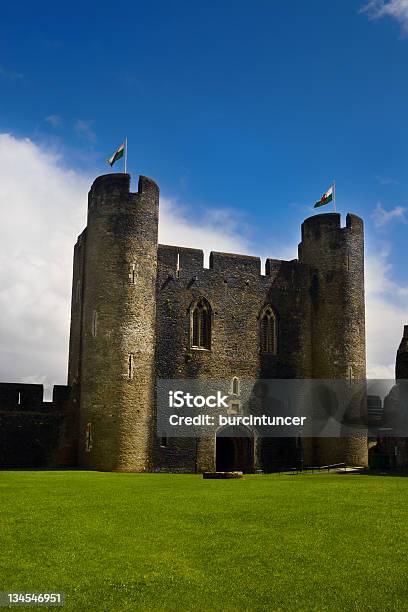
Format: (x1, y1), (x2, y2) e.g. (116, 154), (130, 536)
(106, 141), (125, 167)
(314, 185), (334, 208)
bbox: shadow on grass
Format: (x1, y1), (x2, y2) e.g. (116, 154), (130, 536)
(339, 468), (408, 477)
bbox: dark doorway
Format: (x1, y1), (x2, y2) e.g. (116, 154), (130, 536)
(258, 437), (298, 472)
(216, 427), (254, 472)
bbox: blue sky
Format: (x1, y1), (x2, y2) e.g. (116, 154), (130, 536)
(0, 0), (408, 387)
(1, 0), (408, 253)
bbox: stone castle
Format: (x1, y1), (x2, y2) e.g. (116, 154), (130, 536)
(3, 171), (405, 472)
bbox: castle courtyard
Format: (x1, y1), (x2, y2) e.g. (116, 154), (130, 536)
(1, 470), (407, 611)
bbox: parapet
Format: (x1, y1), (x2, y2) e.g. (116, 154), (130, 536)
(52, 385), (71, 407)
(0, 383), (44, 409)
(88, 173), (159, 205)
(301, 212), (341, 240)
(298, 212), (364, 267)
(158, 245), (204, 271)
(90, 173), (131, 197)
(265, 258), (308, 285)
(301, 212), (364, 242)
(345, 213), (363, 231)
(209, 252), (261, 275)
(0, 383), (70, 412)
(137, 175), (160, 196)
(157, 246), (303, 278)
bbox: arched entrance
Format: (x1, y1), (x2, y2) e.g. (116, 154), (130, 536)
(215, 426), (254, 472)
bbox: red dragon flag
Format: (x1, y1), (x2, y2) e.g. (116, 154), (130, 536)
(106, 140), (127, 171)
(314, 185), (334, 208)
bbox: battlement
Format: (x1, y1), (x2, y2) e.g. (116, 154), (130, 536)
(86, 175), (364, 275)
(209, 252), (261, 275)
(301, 213), (363, 243)
(158, 245), (204, 273)
(298, 212), (364, 270)
(90, 172), (130, 197)
(157, 245), (306, 280)
(265, 258), (307, 284)
(89, 173), (159, 207)
(0, 383), (70, 412)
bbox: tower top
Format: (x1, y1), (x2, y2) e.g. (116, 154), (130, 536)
(301, 212), (363, 241)
(89, 173), (159, 198)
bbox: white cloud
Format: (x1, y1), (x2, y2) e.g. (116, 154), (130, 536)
(372, 202), (407, 227)
(361, 0), (408, 33)
(0, 133), (248, 397)
(0, 133), (406, 398)
(159, 200), (249, 260)
(0, 134), (89, 398)
(365, 249), (408, 378)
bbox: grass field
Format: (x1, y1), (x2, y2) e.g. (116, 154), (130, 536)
(1, 471), (408, 611)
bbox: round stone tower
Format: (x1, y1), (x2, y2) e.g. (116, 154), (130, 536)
(298, 213), (368, 466)
(78, 173), (159, 471)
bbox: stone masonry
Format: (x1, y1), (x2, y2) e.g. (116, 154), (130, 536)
(67, 173), (368, 471)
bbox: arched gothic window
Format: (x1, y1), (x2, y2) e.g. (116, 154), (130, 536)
(232, 377), (240, 395)
(260, 306), (277, 355)
(191, 298), (211, 350)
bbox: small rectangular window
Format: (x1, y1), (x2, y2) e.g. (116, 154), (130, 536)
(85, 422), (92, 452)
(91, 310), (98, 338)
(160, 436), (167, 448)
(129, 263), (136, 284)
(128, 354), (134, 379)
(176, 253), (180, 278)
(228, 401), (241, 415)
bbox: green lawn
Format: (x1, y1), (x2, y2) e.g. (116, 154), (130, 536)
(1, 471), (408, 611)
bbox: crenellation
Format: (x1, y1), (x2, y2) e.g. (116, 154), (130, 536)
(0, 382), (76, 469)
(158, 245), (204, 277)
(209, 252), (261, 275)
(265, 258), (309, 287)
(89, 172), (131, 201)
(0, 382), (45, 410)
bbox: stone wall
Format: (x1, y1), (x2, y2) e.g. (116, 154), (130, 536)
(0, 383), (76, 468)
(152, 245), (313, 471)
(67, 174), (368, 472)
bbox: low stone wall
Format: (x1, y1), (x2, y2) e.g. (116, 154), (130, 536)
(0, 383), (77, 468)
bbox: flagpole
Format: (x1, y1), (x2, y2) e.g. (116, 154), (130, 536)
(124, 138), (128, 174)
(333, 179), (336, 212)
